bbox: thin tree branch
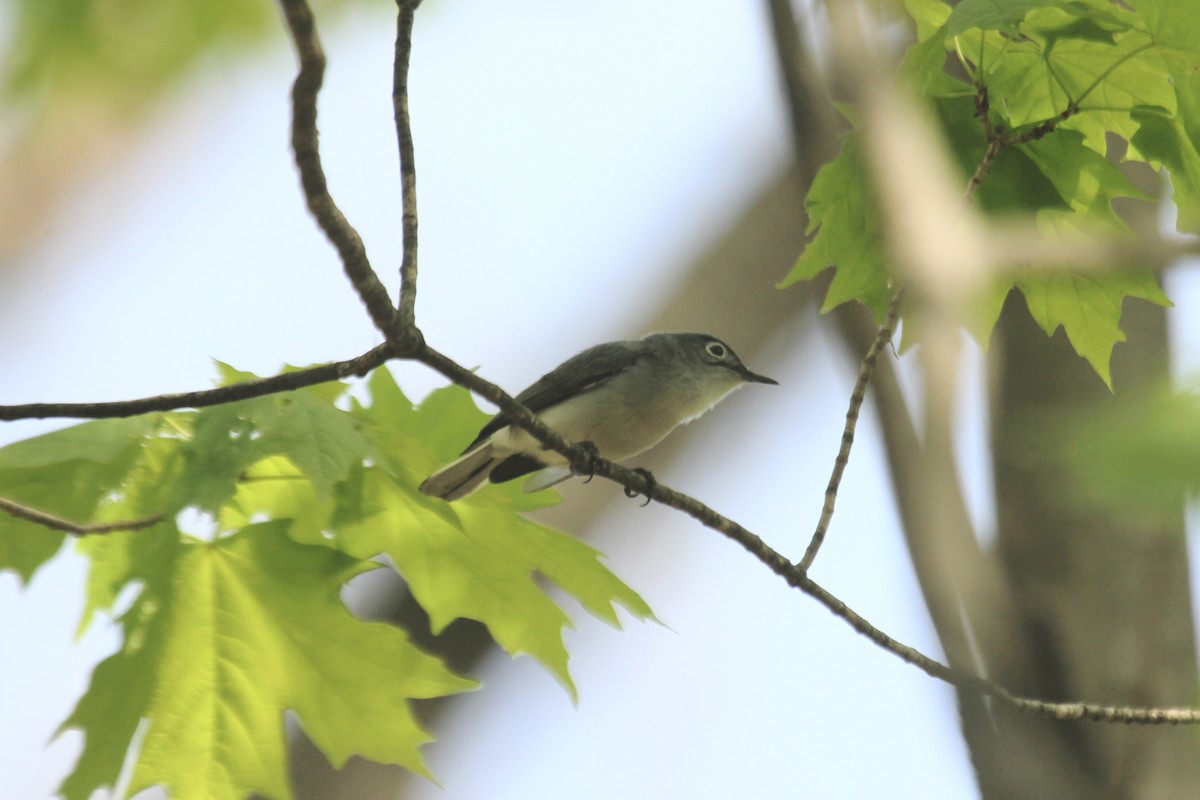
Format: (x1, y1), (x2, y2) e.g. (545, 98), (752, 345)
(393, 0), (421, 329)
(797, 56), (1098, 579)
(278, 0), (402, 339)
(563, 449), (1200, 725)
(971, 83), (1080, 173)
(7, 327), (1197, 725)
(414, 341), (1200, 726)
(779, 0), (1200, 730)
(764, 0), (901, 574)
(1003, 101), (1078, 146)
(0, 345), (391, 420)
(5, 0), (1198, 738)
(0, 497), (163, 537)
(960, 85), (1008, 199)
(966, 92), (1003, 196)
(410, 0), (1200, 729)
(799, 289), (902, 570)
(414, 344), (582, 457)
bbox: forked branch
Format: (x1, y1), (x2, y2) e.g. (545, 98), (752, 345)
(0, 0), (1197, 733)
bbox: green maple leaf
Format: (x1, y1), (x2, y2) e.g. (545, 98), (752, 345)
(787, 7), (1176, 383)
(779, 133), (893, 320)
(1017, 266), (1170, 388)
(945, 0), (1066, 38)
(1131, 106), (1200, 233)
(780, 98), (1066, 336)
(177, 376), (371, 514)
(29, 363), (650, 798)
(0, 416), (157, 582)
(1018, 129), (1143, 223)
(898, 0), (969, 95)
(334, 475), (648, 699)
(1133, 0), (1200, 232)
(951, 1), (1174, 155)
(259, 369), (654, 698)
(903, 0), (952, 41)
(1014, 130), (1168, 388)
(60, 521), (473, 800)
(936, 95), (1067, 212)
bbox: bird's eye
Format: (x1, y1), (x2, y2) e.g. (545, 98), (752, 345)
(705, 342), (727, 359)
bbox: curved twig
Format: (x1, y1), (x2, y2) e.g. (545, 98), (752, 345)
(278, 0), (401, 338)
(4, 0), (1199, 735)
(0, 497), (163, 537)
(418, 341), (1200, 725)
(799, 289), (903, 569)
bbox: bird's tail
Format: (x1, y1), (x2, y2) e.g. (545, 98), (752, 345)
(418, 444), (498, 501)
(522, 466), (573, 494)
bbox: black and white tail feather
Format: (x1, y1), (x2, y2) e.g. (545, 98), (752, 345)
(419, 443), (571, 501)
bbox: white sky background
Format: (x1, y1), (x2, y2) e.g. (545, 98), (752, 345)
(16, 0), (1184, 797)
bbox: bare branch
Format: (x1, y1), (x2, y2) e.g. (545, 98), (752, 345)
(5, 0), (1198, 738)
(278, 0), (401, 338)
(0, 345), (391, 420)
(586, 460), (1200, 724)
(799, 289), (902, 570)
(969, 84), (1079, 191)
(416, 338), (1200, 725)
(0, 496), (163, 537)
(415, 344), (581, 457)
(769, 0), (1200, 729)
(965, 85), (1005, 197)
(393, 0), (422, 329)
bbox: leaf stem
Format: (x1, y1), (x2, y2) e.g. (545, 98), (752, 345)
(1074, 41), (1155, 108)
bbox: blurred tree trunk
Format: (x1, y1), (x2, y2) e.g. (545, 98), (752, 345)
(971, 293), (1200, 799)
(292, 4), (1200, 795)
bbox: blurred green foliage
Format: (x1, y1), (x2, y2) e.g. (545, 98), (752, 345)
(783, 0), (1199, 388)
(2, 0), (385, 113)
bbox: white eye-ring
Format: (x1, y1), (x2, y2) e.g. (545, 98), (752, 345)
(705, 342), (727, 359)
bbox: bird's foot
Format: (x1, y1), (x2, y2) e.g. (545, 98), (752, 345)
(570, 441), (601, 483)
(624, 467), (656, 507)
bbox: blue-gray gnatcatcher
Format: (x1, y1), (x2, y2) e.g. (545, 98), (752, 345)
(419, 332), (777, 501)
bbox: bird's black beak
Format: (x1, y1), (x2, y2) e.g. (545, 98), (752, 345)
(741, 368), (778, 385)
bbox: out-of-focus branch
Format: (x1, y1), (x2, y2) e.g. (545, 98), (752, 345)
(766, 0), (839, 183)
(5, 1), (1200, 767)
(382, 0), (1200, 732)
(815, 0), (1200, 793)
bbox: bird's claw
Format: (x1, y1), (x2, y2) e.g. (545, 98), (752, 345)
(624, 468), (656, 507)
(570, 441), (601, 483)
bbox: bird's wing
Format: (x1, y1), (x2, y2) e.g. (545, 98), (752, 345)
(462, 341), (644, 452)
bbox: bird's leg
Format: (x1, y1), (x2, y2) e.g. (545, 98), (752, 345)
(624, 467), (656, 507)
(569, 441), (601, 483)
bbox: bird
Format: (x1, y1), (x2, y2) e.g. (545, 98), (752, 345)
(419, 332), (777, 501)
